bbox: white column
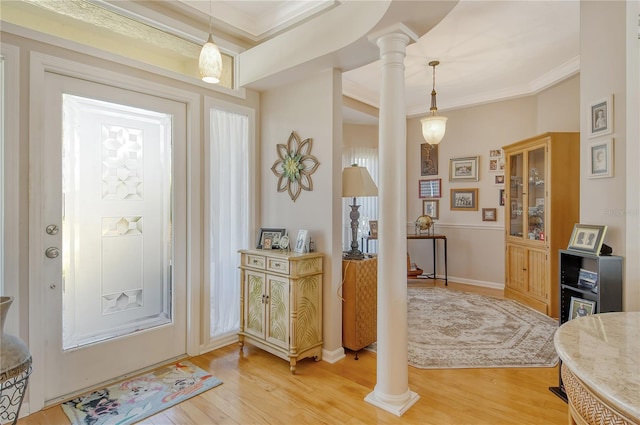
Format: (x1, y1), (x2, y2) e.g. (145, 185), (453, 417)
(364, 24), (419, 416)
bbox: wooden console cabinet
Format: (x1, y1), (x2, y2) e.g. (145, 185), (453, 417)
(503, 132), (579, 317)
(341, 258), (377, 352)
(238, 249), (323, 373)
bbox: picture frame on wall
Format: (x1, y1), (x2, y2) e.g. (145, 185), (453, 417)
(588, 138), (614, 179)
(419, 178), (442, 198)
(482, 208), (497, 222)
(422, 199), (439, 219)
(449, 156), (479, 182)
(420, 143), (438, 176)
(450, 188), (478, 211)
(499, 189), (505, 206)
(588, 95), (613, 138)
(567, 224), (607, 255)
(568, 297), (596, 320)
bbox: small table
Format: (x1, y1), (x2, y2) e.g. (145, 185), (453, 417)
(363, 234), (448, 286)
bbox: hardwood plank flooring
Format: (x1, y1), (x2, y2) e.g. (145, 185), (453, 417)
(19, 281), (567, 425)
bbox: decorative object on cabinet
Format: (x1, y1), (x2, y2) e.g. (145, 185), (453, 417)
(420, 143), (438, 176)
(341, 258), (377, 357)
(482, 208), (497, 222)
(588, 95), (613, 138)
(422, 200), (439, 219)
(418, 178), (441, 198)
(256, 228), (287, 249)
(568, 296), (596, 319)
(420, 60), (448, 145)
(369, 220), (378, 238)
(294, 229), (309, 253)
(342, 164), (378, 260)
(278, 235), (290, 251)
(548, 249), (622, 402)
(588, 138), (614, 178)
(270, 130), (320, 202)
(503, 132), (580, 318)
(449, 156), (479, 182)
(567, 224), (607, 255)
(238, 249), (323, 373)
(450, 188), (478, 211)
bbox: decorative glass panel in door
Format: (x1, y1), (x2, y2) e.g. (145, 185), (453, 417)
(526, 147), (546, 241)
(61, 94), (173, 349)
(508, 152), (523, 237)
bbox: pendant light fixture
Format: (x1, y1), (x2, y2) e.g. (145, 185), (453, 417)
(420, 60), (448, 145)
(199, 0), (222, 84)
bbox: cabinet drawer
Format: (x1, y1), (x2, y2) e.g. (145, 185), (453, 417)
(245, 254), (266, 269)
(267, 258), (290, 274)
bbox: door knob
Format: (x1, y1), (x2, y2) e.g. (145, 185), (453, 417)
(45, 247), (60, 258)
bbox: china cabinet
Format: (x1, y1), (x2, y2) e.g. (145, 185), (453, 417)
(503, 132), (579, 317)
(238, 249), (323, 373)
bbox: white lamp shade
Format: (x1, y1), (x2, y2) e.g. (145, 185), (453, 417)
(199, 34), (222, 84)
(342, 165), (378, 197)
(420, 115), (448, 145)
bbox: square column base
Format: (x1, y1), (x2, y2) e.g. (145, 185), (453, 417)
(364, 389), (420, 417)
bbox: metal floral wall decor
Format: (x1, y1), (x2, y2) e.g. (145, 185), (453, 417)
(271, 131), (320, 202)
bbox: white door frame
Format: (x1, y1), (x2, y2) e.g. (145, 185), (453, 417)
(28, 52), (202, 413)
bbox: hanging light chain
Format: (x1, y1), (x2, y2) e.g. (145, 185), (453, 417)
(429, 60), (440, 112)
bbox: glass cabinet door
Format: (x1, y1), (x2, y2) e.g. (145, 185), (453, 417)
(508, 152), (523, 237)
(526, 147), (545, 241)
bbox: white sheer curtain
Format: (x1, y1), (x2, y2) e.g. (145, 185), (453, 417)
(209, 108), (249, 339)
(343, 147), (379, 254)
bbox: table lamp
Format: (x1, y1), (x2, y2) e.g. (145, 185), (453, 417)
(342, 164), (378, 260)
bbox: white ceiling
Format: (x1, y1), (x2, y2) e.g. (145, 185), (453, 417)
(104, 0), (581, 124)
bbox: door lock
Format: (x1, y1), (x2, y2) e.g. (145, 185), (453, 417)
(45, 247), (60, 258)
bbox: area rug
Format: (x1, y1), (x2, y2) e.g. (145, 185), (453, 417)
(61, 361), (222, 425)
(367, 287), (558, 369)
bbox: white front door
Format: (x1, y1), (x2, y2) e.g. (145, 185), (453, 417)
(39, 72), (188, 403)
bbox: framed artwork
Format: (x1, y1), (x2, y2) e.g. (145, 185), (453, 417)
(422, 199), (440, 219)
(569, 297), (596, 320)
(494, 175), (505, 185)
(489, 149), (503, 158)
(369, 220), (378, 238)
(499, 189), (505, 206)
(294, 229), (310, 253)
(449, 156), (479, 182)
(482, 208), (497, 222)
(588, 95), (613, 138)
(567, 224), (607, 255)
(489, 159), (498, 172)
(450, 188), (478, 211)
(588, 138), (613, 179)
(419, 178), (442, 198)
(420, 143), (438, 176)
(257, 228), (287, 249)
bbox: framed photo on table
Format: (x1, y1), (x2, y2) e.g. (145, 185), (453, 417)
(449, 156), (479, 182)
(294, 229), (309, 253)
(569, 297), (596, 320)
(567, 224), (607, 255)
(257, 228), (287, 249)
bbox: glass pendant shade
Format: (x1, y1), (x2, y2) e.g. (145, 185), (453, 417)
(420, 114), (448, 145)
(199, 34), (222, 84)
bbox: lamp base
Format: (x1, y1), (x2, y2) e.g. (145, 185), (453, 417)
(343, 250), (365, 260)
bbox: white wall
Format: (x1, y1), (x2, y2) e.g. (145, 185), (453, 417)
(261, 69), (345, 357)
(580, 1), (639, 311)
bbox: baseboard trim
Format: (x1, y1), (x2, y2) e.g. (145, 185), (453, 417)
(322, 346), (346, 364)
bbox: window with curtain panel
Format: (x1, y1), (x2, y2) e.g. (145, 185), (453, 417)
(342, 147), (379, 254)
(207, 107), (250, 345)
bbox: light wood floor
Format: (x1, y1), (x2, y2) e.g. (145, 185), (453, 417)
(19, 280), (568, 425)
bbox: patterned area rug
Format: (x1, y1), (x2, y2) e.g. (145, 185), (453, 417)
(61, 361), (222, 425)
(368, 287), (559, 369)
